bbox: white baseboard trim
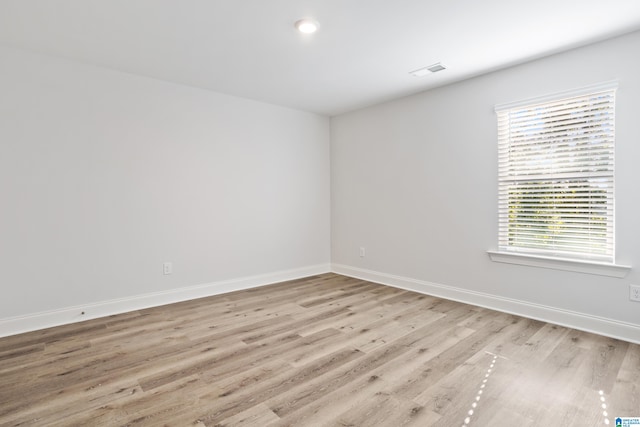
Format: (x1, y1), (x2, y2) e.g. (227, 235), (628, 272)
(332, 264), (640, 345)
(0, 264), (331, 338)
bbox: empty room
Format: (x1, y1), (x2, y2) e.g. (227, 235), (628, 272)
(1, 1), (640, 426)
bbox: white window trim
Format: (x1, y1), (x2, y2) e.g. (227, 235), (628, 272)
(491, 81), (628, 272)
(494, 80), (619, 112)
(487, 250), (630, 278)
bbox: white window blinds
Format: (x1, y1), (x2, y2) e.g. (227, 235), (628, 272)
(496, 83), (616, 263)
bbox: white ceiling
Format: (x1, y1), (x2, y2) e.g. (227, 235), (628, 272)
(1, 1), (640, 116)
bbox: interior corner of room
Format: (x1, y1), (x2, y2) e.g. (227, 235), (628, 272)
(1, 10), (639, 345)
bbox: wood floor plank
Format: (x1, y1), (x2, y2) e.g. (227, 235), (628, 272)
(197, 347), (365, 426)
(265, 321), (454, 420)
(609, 344), (640, 415)
(389, 319), (518, 403)
(0, 273), (638, 426)
(332, 390), (442, 427)
(214, 403), (280, 427)
(582, 334), (630, 392)
(266, 324), (475, 426)
(197, 328), (343, 386)
(265, 366), (394, 427)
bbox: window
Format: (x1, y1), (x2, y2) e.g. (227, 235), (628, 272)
(495, 83), (617, 264)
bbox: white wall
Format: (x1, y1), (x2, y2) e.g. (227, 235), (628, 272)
(331, 31), (640, 341)
(3, 31), (639, 341)
(0, 46), (330, 330)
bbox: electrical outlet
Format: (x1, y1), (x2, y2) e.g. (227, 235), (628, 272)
(631, 284), (640, 302)
(359, 247), (365, 257)
(163, 262), (172, 275)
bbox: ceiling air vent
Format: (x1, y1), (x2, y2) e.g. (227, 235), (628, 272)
(409, 62), (446, 77)
(427, 62), (446, 72)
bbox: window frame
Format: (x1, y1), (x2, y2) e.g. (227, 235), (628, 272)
(488, 81), (630, 277)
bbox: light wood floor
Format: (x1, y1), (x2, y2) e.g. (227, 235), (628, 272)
(0, 273), (638, 426)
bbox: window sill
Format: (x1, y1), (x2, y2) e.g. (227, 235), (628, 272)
(487, 251), (631, 278)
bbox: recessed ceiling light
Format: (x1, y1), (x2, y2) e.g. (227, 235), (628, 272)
(409, 62), (447, 77)
(295, 19), (319, 34)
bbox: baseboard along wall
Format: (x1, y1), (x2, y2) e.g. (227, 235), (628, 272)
(2, 263), (638, 344)
(331, 264), (640, 345)
(0, 264), (331, 339)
